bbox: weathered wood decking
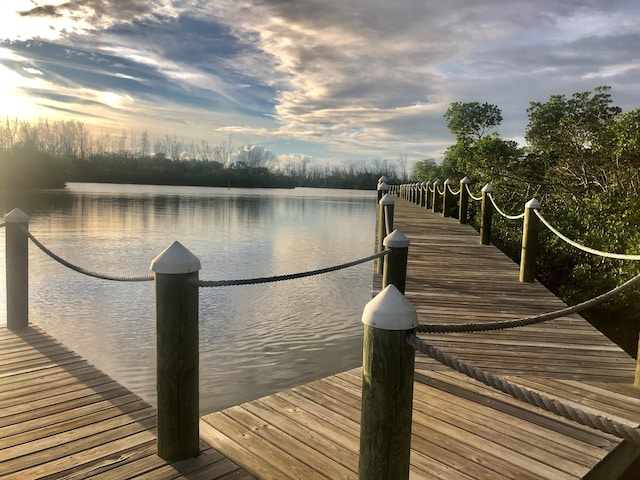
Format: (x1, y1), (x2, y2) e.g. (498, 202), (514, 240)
(0, 325), (254, 480)
(200, 197), (640, 479)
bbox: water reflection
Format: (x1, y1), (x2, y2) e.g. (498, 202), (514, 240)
(0, 183), (376, 413)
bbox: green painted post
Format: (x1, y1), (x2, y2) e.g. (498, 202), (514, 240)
(519, 198), (542, 283)
(359, 284), (417, 480)
(480, 184), (494, 245)
(459, 176), (470, 224)
(442, 179), (452, 217)
(151, 241), (201, 461)
(4, 209), (30, 330)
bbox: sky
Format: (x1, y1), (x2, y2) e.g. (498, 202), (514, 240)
(1, 0), (639, 170)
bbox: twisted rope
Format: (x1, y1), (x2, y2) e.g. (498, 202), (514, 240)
(428, 183), (436, 193)
(27, 231), (154, 282)
(534, 210), (640, 261)
(407, 333), (640, 444)
(465, 183), (482, 201)
(446, 184), (461, 196)
(436, 184), (445, 195)
(487, 193), (525, 220)
(199, 250), (388, 287)
(416, 271), (640, 333)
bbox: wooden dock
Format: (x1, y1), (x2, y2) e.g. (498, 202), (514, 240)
(0, 325), (254, 480)
(200, 197), (640, 479)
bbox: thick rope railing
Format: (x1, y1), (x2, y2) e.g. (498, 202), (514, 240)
(27, 231), (154, 282)
(465, 183), (482, 201)
(199, 250), (389, 287)
(407, 333), (640, 444)
(416, 270), (640, 333)
(428, 183), (435, 193)
(487, 192), (525, 220)
(436, 184), (445, 195)
(535, 210), (640, 261)
(446, 184), (461, 196)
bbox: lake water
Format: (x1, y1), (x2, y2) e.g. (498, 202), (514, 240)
(0, 183), (377, 413)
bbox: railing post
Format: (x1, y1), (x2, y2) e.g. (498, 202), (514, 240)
(382, 229), (409, 294)
(480, 183), (494, 245)
(442, 179), (452, 217)
(377, 194), (395, 274)
(419, 183), (426, 207)
(635, 333), (640, 387)
(425, 182), (432, 210)
(377, 181), (389, 204)
(431, 180), (440, 213)
(519, 198), (542, 283)
(4, 209), (30, 330)
(459, 176), (470, 224)
(359, 284), (417, 480)
(150, 241), (201, 461)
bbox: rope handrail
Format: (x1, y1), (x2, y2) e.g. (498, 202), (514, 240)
(436, 184), (445, 195)
(199, 250), (389, 287)
(27, 231), (154, 282)
(487, 193), (525, 220)
(534, 210), (640, 261)
(428, 183), (435, 193)
(416, 270), (640, 333)
(407, 333), (640, 444)
(446, 184), (461, 196)
(465, 183), (482, 201)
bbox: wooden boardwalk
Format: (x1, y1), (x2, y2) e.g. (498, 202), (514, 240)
(201, 197), (640, 479)
(0, 325), (254, 480)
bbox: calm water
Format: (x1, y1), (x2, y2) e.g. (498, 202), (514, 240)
(0, 183), (376, 413)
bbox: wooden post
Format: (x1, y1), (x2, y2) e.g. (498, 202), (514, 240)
(382, 229), (409, 294)
(377, 182), (389, 204)
(359, 284), (416, 480)
(425, 182), (432, 210)
(150, 241), (201, 461)
(4, 209), (30, 330)
(442, 179), (452, 217)
(635, 333), (640, 387)
(519, 198), (541, 283)
(480, 183), (494, 245)
(418, 183), (424, 207)
(377, 194), (395, 274)
(431, 180), (440, 213)
(459, 176), (470, 224)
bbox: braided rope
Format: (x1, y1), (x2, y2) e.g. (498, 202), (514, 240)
(487, 193), (525, 220)
(436, 184), (445, 195)
(407, 333), (640, 444)
(199, 250), (388, 287)
(446, 184), (461, 196)
(465, 183), (482, 201)
(534, 210), (640, 261)
(27, 231), (154, 282)
(417, 271), (640, 333)
(428, 183), (435, 193)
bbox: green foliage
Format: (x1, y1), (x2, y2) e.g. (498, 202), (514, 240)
(410, 158), (441, 181)
(444, 101), (503, 141)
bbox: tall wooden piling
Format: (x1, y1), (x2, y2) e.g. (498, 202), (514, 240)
(359, 284), (417, 480)
(382, 229), (409, 294)
(4, 209), (30, 330)
(519, 199), (541, 283)
(459, 176), (470, 224)
(377, 194), (395, 274)
(480, 184), (494, 245)
(151, 241), (201, 461)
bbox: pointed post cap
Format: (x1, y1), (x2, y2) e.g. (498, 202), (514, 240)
(377, 182), (389, 191)
(525, 198), (542, 209)
(150, 241), (201, 274)
(426, 181), (432, 186)
(362, 284), (417, 330)
(444, 178), (452, 185)
(379, 193), (395, 206)
(460, 176), (471, 184)
(383, 229), (410, 248)
(433, 179), (440, 185)
(481, 183), (494, 193)
(4, 208), (30, 223)
(378, 175), (388, 184)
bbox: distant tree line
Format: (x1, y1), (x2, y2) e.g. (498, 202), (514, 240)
(411, 86), (640, 354)
(0, 117), (405, 190)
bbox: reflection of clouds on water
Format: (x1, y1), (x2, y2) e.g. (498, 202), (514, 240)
(1, 183), (375, 413)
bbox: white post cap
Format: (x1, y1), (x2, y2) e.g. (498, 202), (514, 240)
(4, 208), (30, 223)
(378, 175), (388, 184)
(460, 176), (471, 184)
(150, 241), (201, 274)
(444, 178), (452, 185)
(378, 182), (389, 191)
(525, 198), (542, 209)
(379, 193), (395, 206)
(481, 183), (494, 193)
(383, 229), (410, 248)
(362, 284), (417, 330)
